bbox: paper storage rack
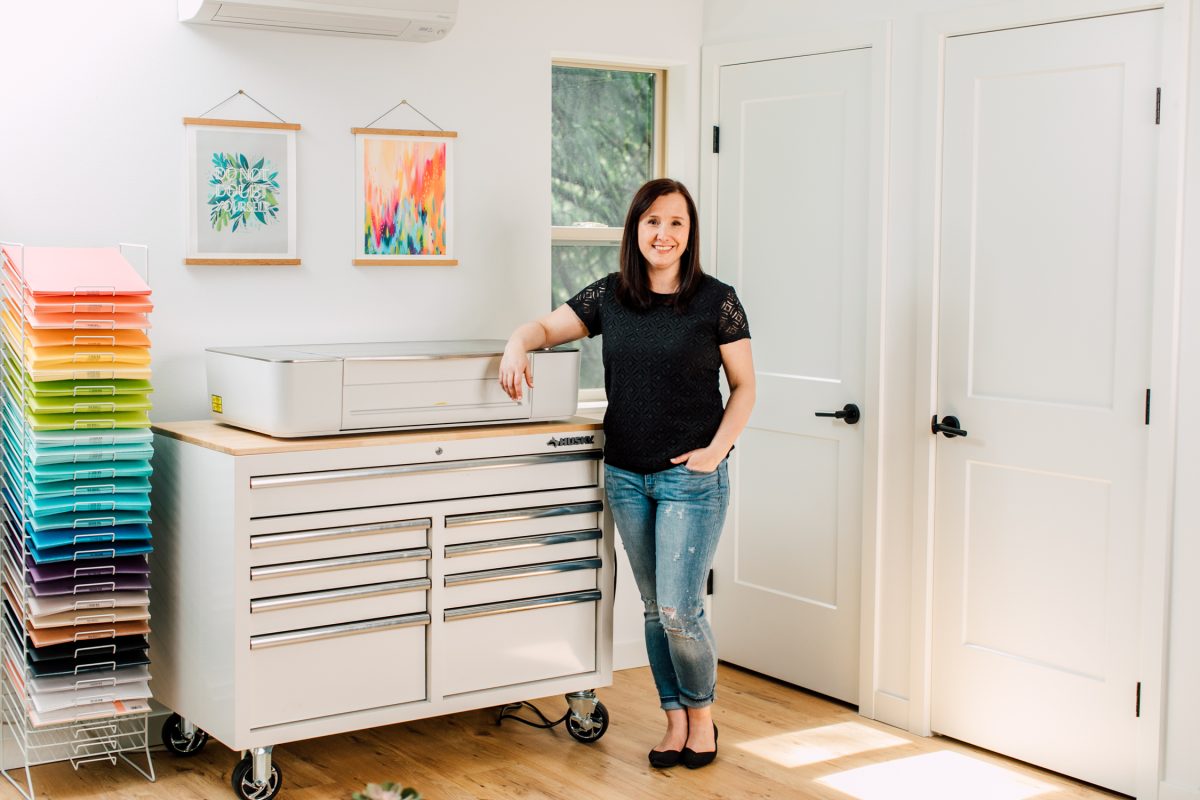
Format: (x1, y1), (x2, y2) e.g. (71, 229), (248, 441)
(150, 419), (614, 800)
(0, 243), (156, 799)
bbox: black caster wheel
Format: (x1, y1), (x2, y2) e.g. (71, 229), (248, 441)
(161, 713), (209, 757)
(231, 756), (283, 800)
(566, 700), (609, 743)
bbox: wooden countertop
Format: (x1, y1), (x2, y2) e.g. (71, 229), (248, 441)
(151, 417), (604, 456)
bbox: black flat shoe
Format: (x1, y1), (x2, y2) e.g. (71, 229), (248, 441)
(681, 723), (718, 769)
(648, 747), (683, 768)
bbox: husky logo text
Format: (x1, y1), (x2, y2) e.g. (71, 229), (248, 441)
(547, 435), (595, 448)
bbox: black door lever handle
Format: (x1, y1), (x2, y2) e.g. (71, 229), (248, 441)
(932, 414), (968, 438)
(815, 403), (860, 425)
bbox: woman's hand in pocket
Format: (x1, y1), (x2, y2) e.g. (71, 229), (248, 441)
(670, 448), (723, 474)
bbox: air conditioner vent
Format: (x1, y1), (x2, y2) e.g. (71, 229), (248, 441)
(180, 0), (456, 41)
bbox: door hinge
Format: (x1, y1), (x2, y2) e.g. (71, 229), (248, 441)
(707, 569), (714, 595)
(1155, 88), (1161, 125)
(712, 125), (720, 154)
(1136, 681), (1142, 717)
(1145, 388), (1151, 425)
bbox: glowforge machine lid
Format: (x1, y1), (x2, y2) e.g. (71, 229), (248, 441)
(206, 339), (578, 363)
(203, 339), (583, 437)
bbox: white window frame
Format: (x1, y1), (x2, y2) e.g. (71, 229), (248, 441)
(551, 59), (666, 404)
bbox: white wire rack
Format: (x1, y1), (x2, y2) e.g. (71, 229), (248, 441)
(0, 241), (155, 799)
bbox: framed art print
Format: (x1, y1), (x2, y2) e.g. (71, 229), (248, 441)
(184, 118), (300, 265)
(353, 128), (457, 266)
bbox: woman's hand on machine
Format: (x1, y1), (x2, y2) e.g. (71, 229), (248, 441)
(498, 347), (534, 401)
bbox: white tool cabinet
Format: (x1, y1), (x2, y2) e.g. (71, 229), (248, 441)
(147, 419), (613, 799)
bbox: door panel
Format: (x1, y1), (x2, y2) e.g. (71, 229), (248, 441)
(713, 48), (871, 704)
(932, 11), (1159, 794)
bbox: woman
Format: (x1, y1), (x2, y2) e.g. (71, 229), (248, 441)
(499, 178), (755, 769)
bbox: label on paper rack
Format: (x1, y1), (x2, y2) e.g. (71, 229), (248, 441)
(211, 394), (223, 414)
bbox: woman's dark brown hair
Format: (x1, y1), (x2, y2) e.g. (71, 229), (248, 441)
(616, 178), (703, 312)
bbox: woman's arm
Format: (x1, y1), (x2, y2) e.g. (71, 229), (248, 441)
(498, 304), (589, 401)
(670, 338), (756, 472)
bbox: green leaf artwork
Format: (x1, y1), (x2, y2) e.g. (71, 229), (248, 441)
(207, 152), (282, 233)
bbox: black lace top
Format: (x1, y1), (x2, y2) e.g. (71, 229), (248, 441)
(567, 273), (751, 474)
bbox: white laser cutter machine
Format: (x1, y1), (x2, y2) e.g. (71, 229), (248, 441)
(204, 339), (581, 437)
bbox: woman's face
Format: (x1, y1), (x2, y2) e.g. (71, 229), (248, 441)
(637, 192), (690, 276)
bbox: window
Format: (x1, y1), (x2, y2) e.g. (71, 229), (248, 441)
(551, 62), (665, 397)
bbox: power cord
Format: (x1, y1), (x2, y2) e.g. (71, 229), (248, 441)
(495, 701), (569, 730)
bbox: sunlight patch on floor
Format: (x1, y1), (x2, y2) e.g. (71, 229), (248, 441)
(735, 721), (911, 768)
(816, 750), (1056, 800)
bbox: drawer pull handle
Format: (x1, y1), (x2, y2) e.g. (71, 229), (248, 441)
(444, 529), (600, 558)
(251, 518), (432, 549)
(445, 590), (602, 622)
(445, 558), (601, 587)
(251, 578), (431, 612)
(250, 613), (431, 649)
(251, 548), (431, 580)
(249, 451), (602, 489)
(445, 501), (603, 528)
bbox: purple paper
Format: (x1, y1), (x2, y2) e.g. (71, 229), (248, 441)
(29, 574), (151, 596)
(26, 555), (149, 582)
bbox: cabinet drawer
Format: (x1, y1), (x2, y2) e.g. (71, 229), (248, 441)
(249, 548), (429, 599)
(248, 614), (428, 727)
(443, 501), (602, 546)
(444, 530), (599, 573)
(248, 517), (430, 568)
(442, 591), (598, 696)
(444, 558), (599, 608)
(248, 451), (601, 518)
(249, 578), (429, 636)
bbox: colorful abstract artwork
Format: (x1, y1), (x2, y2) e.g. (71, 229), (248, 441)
(354, 130), (456, 266)
(184, 119), (300, 265)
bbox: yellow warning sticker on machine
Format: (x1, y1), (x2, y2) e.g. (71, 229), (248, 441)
(211, 394), (223, 413)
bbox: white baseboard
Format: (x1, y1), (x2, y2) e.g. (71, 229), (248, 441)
(868, 690), (909, 731)
(1160, 782), (1200, 800)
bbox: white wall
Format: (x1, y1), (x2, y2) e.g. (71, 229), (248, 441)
(1162, 2), (1200, 795)
(0, 0), (700, 422)
(704, 0), (1198, 796)
(0, 0), (702, 674)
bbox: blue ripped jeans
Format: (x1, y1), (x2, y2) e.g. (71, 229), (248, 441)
(604, 461), (729, 710)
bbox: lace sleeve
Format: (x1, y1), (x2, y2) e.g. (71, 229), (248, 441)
(565, 275), (609, 338)
(717, 284), (750, 345)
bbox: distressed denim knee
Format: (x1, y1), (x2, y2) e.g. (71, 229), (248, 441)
(659, 603), (705, 640)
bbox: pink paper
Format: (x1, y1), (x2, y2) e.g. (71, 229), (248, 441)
(2, 247), (150, 296)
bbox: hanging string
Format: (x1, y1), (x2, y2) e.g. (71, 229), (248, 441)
(197, 89), (288, 123)
(362, 99), (444, 131)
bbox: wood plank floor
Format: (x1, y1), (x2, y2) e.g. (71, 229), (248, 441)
(1, 664), (1127, 799)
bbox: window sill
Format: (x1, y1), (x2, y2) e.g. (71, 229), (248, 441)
(576, 399), (606, 421)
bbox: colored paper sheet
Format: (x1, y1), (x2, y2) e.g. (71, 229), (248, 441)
(27, 477), (151, 499)
(27, 592), (150, 617)
(0, 246), (151, 296)
(1, 311), (151, 349)
(24, 461), (153, 483)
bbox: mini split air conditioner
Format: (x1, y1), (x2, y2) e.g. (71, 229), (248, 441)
(179, 0), (457, 41)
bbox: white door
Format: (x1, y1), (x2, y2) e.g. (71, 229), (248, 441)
(932, 11), (1160, 794)
(713, 48), (871, 704)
